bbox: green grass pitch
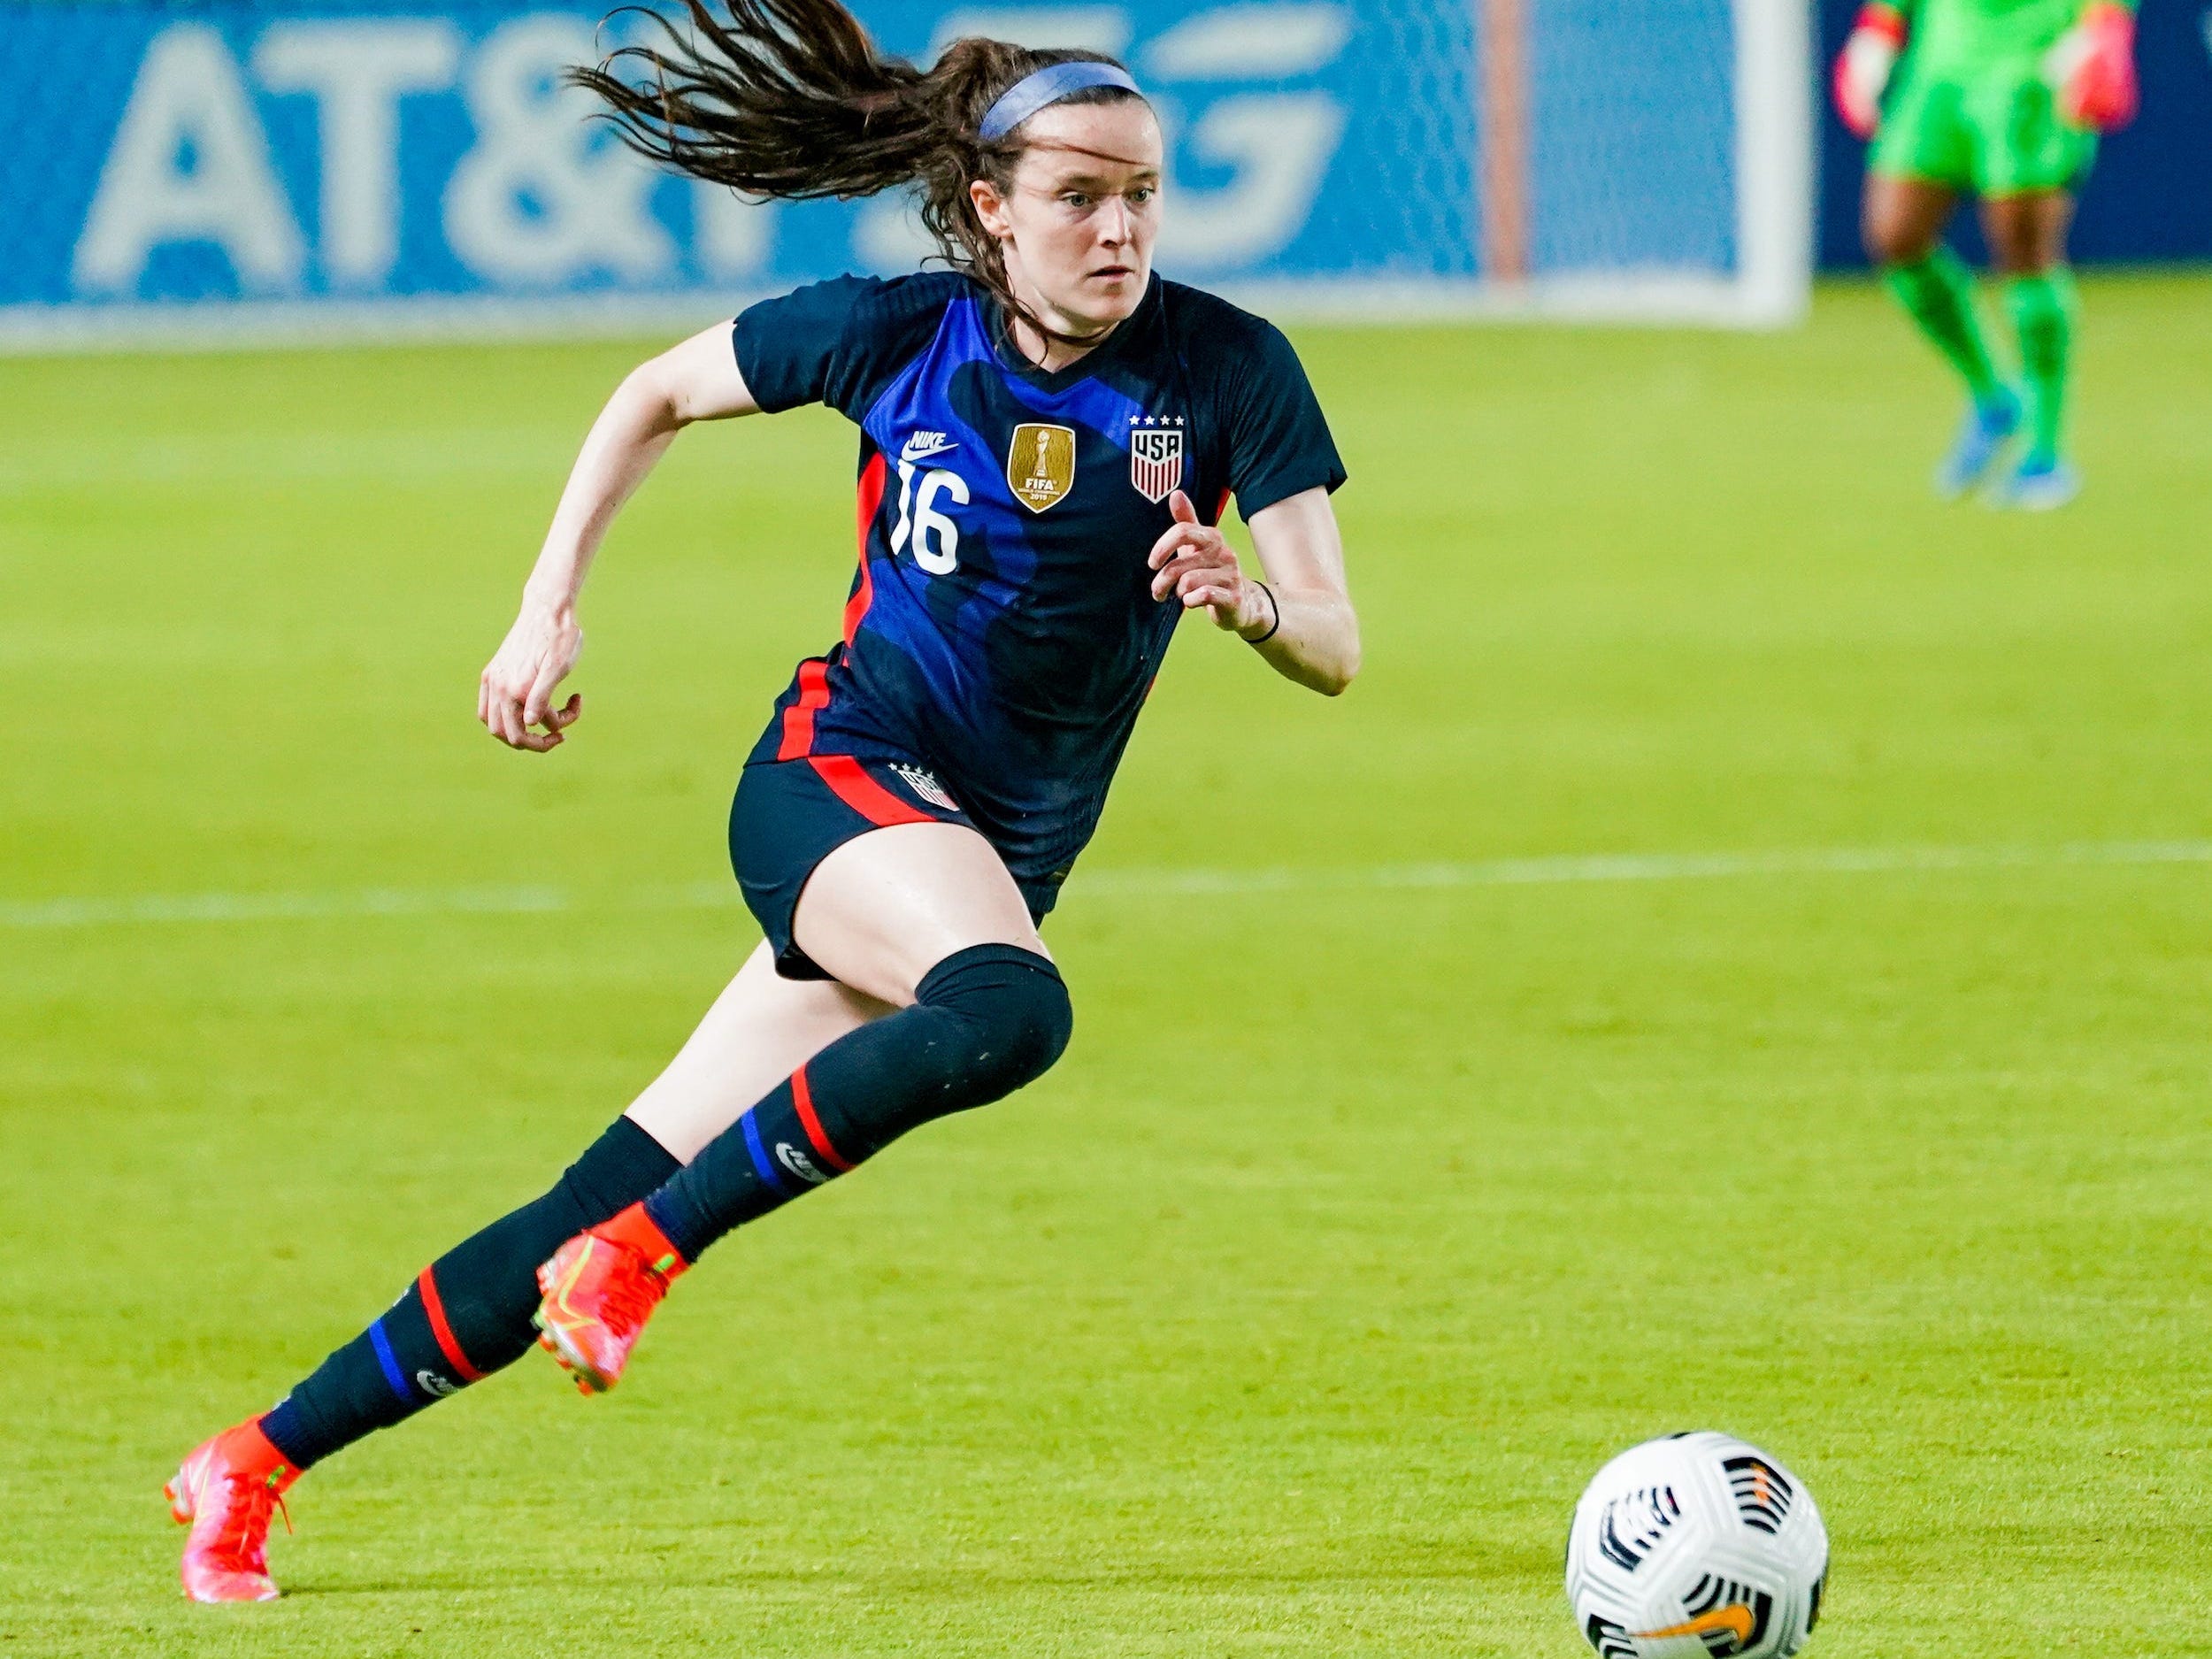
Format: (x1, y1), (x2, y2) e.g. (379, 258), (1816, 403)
(4, 276), (2210, 1657)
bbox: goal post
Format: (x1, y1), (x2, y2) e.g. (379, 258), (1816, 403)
(0, 0), (1815, 350)
(1732, 0), (1820, 327)
(1450, 0), (1814, 326)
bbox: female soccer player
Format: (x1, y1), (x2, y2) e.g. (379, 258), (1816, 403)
(164, 0), (1356, 1604)
(1834, 0), (2138, 507)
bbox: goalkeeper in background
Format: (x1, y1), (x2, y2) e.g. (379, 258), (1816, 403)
(1834, 0), (2139, 508)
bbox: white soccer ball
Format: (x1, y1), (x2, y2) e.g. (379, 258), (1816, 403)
(1564, 1431), (1828, 1659)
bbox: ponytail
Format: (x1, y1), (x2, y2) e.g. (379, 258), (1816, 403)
(570, 0), (1147, 338)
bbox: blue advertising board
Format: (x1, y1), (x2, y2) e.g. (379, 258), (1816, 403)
(0, 0), (1448, 329)
(0, 0), (1787, 342)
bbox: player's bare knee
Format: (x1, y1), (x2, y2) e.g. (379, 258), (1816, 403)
(1982, 193), (2070, 277)
(1985, 226), (2056, 277)
(1863, 209), (1932, 268)
(1863, 177), (1949, 267)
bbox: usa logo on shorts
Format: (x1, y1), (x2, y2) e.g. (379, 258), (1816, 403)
(890, 764), (957, 811)
(1129, 421), (1184, 503)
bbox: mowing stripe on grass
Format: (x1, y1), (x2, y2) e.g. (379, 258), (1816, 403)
(4, 840), (2208, 931)
(0, 429), (572, 493)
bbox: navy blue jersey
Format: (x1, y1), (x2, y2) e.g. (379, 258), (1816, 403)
(733, 270), (1344, 905)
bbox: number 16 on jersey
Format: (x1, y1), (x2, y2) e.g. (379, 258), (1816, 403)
(890, 461), (968, 575)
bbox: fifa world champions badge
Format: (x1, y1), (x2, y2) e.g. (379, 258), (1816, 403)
(1129, 425), (1185, 503)
(1007, 423), (1076, 512)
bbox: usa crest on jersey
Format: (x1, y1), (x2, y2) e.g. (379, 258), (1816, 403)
(1129, 425), (1184, 503)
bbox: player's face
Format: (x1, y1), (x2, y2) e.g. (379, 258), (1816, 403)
(977, 100), (1164, 339)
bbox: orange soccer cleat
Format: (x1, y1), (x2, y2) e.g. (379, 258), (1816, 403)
(165, 1417), (300, 1603)
(533, 1202), (688, 1394)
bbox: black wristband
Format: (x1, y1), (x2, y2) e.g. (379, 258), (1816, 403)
(1246, 580), (1281, 645)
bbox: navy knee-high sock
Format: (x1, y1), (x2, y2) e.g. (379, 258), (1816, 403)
(644, 944), (1072, 1262)
(258, 1116), (679, 1469)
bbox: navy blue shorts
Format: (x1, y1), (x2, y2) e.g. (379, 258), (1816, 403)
(729, 752), (1052, 980)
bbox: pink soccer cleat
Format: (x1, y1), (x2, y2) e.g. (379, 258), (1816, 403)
(165, 1417), (299, 1603)
(533, 1202), (688, 1394)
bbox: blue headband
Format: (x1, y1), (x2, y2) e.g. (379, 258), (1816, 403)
(978, 61), (1141, 142)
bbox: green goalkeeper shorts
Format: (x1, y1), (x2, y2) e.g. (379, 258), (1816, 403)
(1870, 58), (2096, 196)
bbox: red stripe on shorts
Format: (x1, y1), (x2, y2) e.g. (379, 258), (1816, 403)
(806, 754), (934, 827)
(843, 453), (887, 645)
(789, 1064), (854, 1172)
(415, 1266), (485, 1383)
(777, 657), (832, 761)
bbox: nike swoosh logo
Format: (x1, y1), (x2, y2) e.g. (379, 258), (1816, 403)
(902, 439), (956, 461)
(1636, 1605), (1755, 1645)
(544, 1241), (599, 1331)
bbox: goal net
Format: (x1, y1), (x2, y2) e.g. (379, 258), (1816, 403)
(0, 0), (1813, 349)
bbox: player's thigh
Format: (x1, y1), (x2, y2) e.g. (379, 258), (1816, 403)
(1867, 73), (1970, 258)
(794, 821), (1047, 1008)
(1979, 188), (2074, 274)
(625, 941), (895, 1163)
(730, 751), (1045, 1003)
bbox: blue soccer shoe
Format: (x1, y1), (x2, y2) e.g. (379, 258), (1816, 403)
(1988, 452), (2081, 511)
(1935, 389), (2022, 500)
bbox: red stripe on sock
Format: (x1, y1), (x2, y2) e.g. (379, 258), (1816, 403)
(806, 754), (934, 827)
(415, 1267), (485, 1384)
(777, 658), (832, 761)
(789, 1064), (855, 1172)
(843, 454), (887, 646)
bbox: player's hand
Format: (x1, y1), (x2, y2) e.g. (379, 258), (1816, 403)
(1147, 489), (1272, 637)
(1832, 4), (1906, 138)
(2047, 1), (2138, 130)
(478, 599), (585, 752)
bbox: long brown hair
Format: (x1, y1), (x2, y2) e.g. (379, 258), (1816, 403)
(570, 0), (1148, 338)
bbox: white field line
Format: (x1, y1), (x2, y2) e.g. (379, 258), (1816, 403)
(4, 841), (2209, 933)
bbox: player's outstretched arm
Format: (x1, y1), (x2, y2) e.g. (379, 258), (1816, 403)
(479, 324), (760, 751)
(1148, 486), (1359, 696)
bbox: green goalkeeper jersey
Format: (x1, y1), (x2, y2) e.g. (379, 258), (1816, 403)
(1890, 0), (2123, 71)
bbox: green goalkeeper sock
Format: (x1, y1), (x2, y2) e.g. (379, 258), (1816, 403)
(1884, 248), (2006, 408)
(2004, 268), (2078, 464)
